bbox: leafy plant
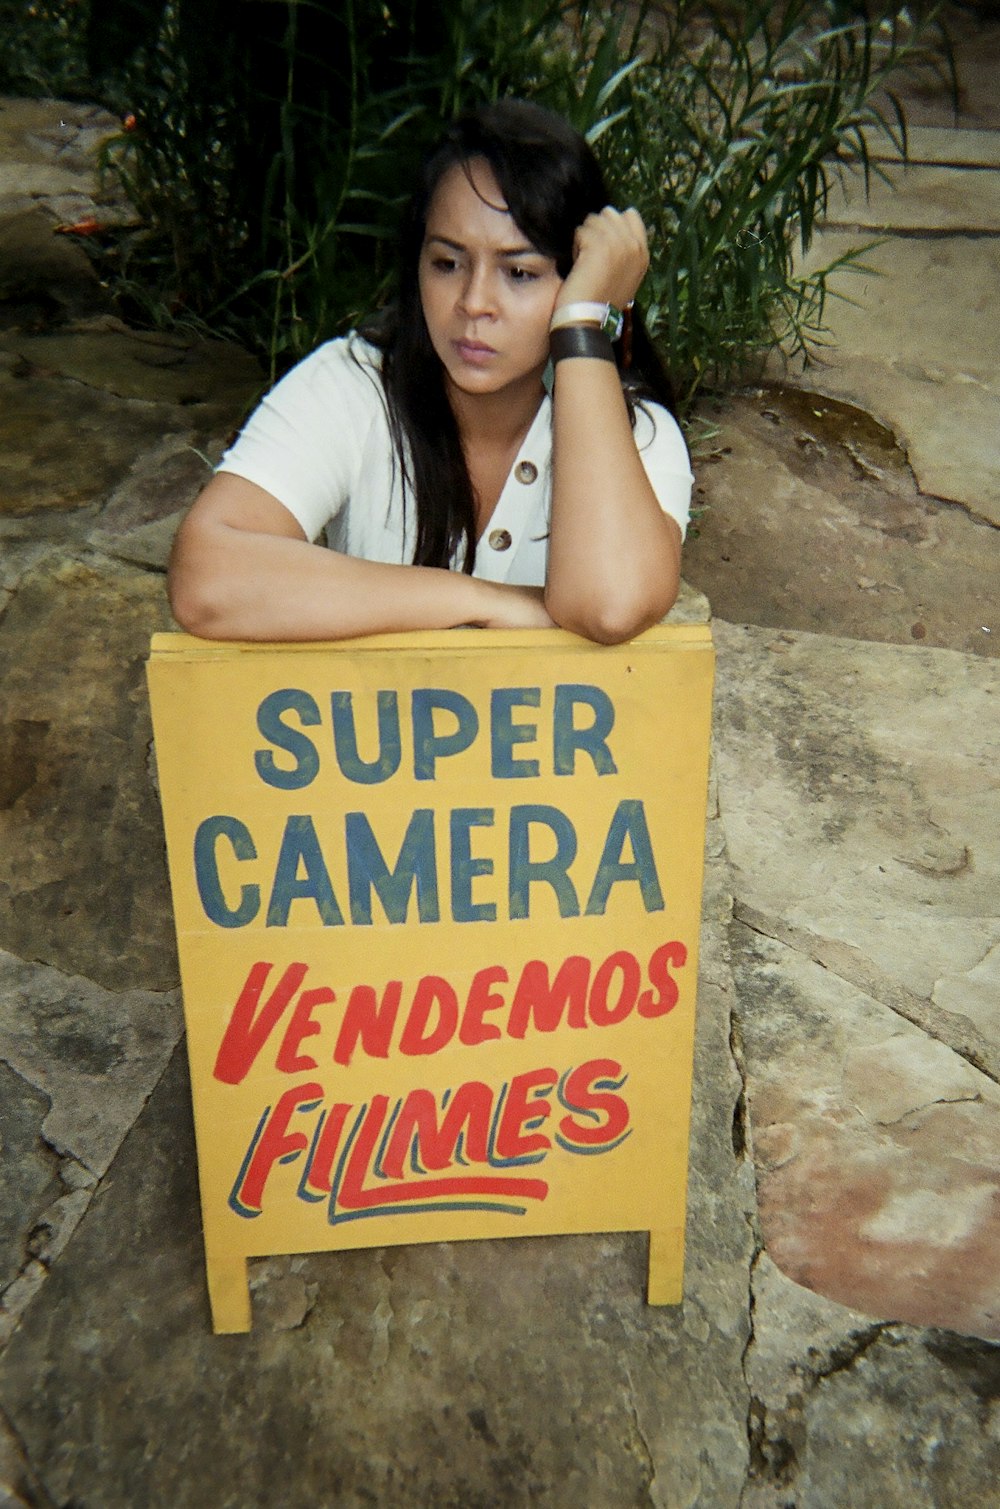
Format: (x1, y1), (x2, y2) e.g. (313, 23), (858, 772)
(0, 0), (91, 97)
(77, 1), (955, 400)
(597, 1), (953, 402)
(96, 0), (636, 372)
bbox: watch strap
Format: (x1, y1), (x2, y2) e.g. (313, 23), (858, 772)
(550, 301), (625, 341)
(549, 325), (617, 364)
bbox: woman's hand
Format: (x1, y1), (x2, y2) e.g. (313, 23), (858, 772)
(473, 583), (556, 631)
(554, 206), (649, 314)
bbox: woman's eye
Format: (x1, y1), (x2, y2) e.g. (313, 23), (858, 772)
(507, 266), (538, 283)
(432, 256), (458, 273)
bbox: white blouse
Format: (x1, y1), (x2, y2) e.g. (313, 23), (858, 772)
(216, 336), (694, 588)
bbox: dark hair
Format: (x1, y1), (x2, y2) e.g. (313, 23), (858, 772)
(359, 99), (675, 573)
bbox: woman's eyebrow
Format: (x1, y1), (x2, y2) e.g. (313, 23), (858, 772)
(424, 234), (543, 259)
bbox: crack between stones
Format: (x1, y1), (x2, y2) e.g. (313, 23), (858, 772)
(0, 1126), (96, 1353)
(10, 362), (195, 412)
(739, 1303), (895, 1503)
(732, 899), (1000, 1087)
(0, 1046), (179, 1353)
(810, 1322), (896, 1383)
(876, 1092), (983, 1127)
(0, 1402), (59, 1509)
(867, 156), (1000, 173)
(621, 1361), (658, 1507)
(738, 1251), (767, 1509)
(820, 221), (1000, 239)
(913, 490), (1000, 531)
(777, 379), (1000, 533)
(723, 910), (766, 1509)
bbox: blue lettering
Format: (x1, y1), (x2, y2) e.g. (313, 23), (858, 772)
(553, 685), (617, 776)
(586, 799), (664, 915)
(330, 690), (402, 785)
(194, 815), (260, 928)
(490, 688), (541, 779)
(450, 808), (496, 922)
(266, 815), (344, 927)
(345, 809), (440, 925)
(509, 805), (580, 920)
(412, 689), (478, 780)
(254, 689), (321, 790)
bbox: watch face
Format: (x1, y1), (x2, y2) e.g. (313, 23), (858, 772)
(602, 306), (624, 342)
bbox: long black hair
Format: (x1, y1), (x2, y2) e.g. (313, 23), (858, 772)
(359, 99), (675, 574)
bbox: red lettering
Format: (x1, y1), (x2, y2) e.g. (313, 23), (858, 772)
(235, 1080), (322, 1211)
(507, 956), (590, 1039)
(302, 1102), (351, 1194)
(588, 950), (640, 1027)
(459, 965), (508, 1046)
(559, 1058), (630, 1146)
(637, 940), (687, 1017)
(381, 1082), (493, 1178)
(494, 1066), (556, 1160)
(337, 1095), (547, 1209)
(333, 979), (402, 1067)
(275, 985), (334, 1074)
(213, 961), (309, 1084)
(398, 975), (458, 1056)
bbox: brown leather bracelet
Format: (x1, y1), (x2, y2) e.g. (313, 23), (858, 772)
(549, 325), (616, 364)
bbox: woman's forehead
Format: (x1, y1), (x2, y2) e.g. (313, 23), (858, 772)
(424, 158), (540, 253)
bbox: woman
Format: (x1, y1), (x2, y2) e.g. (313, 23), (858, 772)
(168, 100), (692, 645)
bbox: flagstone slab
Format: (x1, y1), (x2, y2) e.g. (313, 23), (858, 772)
(0, 950), (181, 1177)
(869, 125), (1000, 168)
(713, 621), (1000, 1336)
(0, 95), (129, 226)
(898, 17), (1000, 132)
(0, 362), (189, 518)
(734, 929), (1000, 1340)
(2, 328), (263, 414)
(713, 622), (1000, 1013)
(684, 386), (998, 658)
(0, 98), (119, 169)
(0, 207), (106, 315)
(825, 160), (1000, 231)
(790, 232), (1000, 523)
(0, 555), (177, 991)
(743, 1255), (1000, 1508)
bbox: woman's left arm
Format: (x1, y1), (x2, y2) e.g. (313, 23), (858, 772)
(545, 208), (683, 644)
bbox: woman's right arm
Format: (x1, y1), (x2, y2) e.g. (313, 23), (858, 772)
(167, 473), (553, 641)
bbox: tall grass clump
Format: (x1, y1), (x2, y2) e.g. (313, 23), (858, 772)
(97, 0), (620, 368)
(76, 0), (951, 398)
(0, 0), (91, 97)
(598, 1), (953, 402)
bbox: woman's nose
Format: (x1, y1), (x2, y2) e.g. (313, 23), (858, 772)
(459, 264), (496, 319)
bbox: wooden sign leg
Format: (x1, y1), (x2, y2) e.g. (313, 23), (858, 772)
(647, 1228), (684, 1305)
(205, 1247), (251, 1334)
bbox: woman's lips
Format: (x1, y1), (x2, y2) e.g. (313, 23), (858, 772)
(453, 339), (497, 366)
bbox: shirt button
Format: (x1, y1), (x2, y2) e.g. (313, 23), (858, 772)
(514, 460), (538, 484)
(488, 528), (513, 552)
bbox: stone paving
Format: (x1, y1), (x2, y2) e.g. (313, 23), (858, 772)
(1, 17), (999, 1503)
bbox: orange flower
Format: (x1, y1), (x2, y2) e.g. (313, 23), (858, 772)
(123, 113), (138, 132)
(54, 217), (102, 236)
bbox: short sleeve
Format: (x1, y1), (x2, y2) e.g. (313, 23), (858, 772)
(215, 338), (385, 542)
(632, 402), (694, 539)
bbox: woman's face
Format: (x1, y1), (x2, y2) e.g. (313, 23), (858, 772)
(418, 157), (563, 405)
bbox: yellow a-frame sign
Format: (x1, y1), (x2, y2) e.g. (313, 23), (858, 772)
(147, 624), (714, 1332)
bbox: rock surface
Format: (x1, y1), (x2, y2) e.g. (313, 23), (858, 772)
(2, 43), (1000, 1506)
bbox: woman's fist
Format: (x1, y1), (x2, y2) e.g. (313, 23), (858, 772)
(555, 206), (649, 313)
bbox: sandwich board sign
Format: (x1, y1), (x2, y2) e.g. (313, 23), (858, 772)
(146, 623), (714, 1333)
